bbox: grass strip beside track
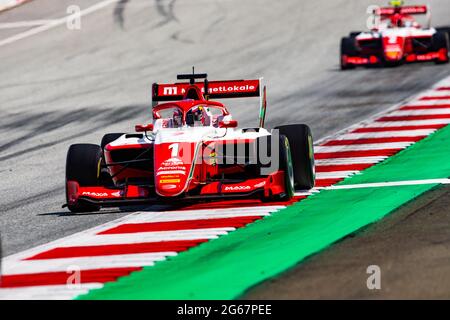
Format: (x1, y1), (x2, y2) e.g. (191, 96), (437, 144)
(79, 125), (450, 300)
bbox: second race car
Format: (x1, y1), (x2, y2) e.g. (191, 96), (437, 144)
(340, 0), (449, 69)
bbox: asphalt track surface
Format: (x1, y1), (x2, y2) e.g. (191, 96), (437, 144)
(0, 0), (449, 271)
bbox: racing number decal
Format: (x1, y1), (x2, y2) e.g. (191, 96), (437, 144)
(169, 143), (180, 158)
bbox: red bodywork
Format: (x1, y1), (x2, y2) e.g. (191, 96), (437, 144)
(66, 78), (289, 208)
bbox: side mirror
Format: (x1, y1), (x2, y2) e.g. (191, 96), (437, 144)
(219, 120), (238, 128)
(135, 123), (154, 132)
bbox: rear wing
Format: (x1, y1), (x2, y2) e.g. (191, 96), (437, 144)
(377, 5), (428, 16)
(152, 74), (268, 127)
(152, 79), (261, 102)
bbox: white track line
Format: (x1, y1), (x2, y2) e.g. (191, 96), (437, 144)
(0, 20), (60, 29)
(315, 142), (413, 152)
(326, 179), (450, 190)
(334, 130), (435, 139)
(294, 191), (318, 196)
(315, 171), (359, 179)
(0, 0), (119, 47)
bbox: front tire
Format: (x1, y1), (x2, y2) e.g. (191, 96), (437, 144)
(259, 134), (294, 202)
(274, 124), (315, 190)
(66, 144), (102, 213)
(340, 37), (358, 70)
(279, 135), (295, 200)
(432, 31), (450, 64)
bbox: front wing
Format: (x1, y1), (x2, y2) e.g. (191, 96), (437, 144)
(65, 171), (287, 208)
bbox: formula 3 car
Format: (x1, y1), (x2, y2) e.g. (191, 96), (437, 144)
(340, 1), (450, 69)
(64, 72), (315, 212)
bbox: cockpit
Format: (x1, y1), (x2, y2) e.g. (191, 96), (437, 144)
(152, 102), (232, 130)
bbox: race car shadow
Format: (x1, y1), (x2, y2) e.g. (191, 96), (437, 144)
(39, 205), (150, 217)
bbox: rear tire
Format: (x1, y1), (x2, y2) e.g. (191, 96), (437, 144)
(66, 144), (102, 213)
(278, 135), (295, 200)
(432, 31), (450, 64)
(274, 124), (315, 190)
(340, 37), (358, 70)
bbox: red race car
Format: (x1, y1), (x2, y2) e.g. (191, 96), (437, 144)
(340, 2), (449, 69)
(64, 72), (315, 212)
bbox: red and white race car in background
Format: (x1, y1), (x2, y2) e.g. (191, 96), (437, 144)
(64, 72), (315, 212)
(340, 3), (450, 69)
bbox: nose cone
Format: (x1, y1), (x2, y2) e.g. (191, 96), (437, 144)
(383, 36), (404, 61)
(154, 142), (196, 197)
(155, 157), (190, 197)
(384, 48), (403, 61)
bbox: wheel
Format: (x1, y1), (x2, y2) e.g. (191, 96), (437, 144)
(274, 124), (315, 190)
(436, 27), (450, 40)
(432, 31), (449, 64)
(65, 144), (102, 212)
(340, 37), (358, 70)
(101, 133), (124, 150)
(258, 134), (294, 201)
(278, 135), (295, 200)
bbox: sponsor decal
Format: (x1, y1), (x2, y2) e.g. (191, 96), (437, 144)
(161, 158), (184, 166)
(157, 80), (260, 97)
(82, 191), (108, 197)
(156, 170), (186, 176)
(81, 191), (122, 198)
(224, 185), (252, 192)
(160, 179), (181, 184)
(157, 158), (187, 177)
(163, 87), (177, 95)
(161, 85), (256, 96)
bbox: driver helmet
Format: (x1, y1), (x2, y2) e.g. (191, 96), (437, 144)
(193, 106), (204, 124)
